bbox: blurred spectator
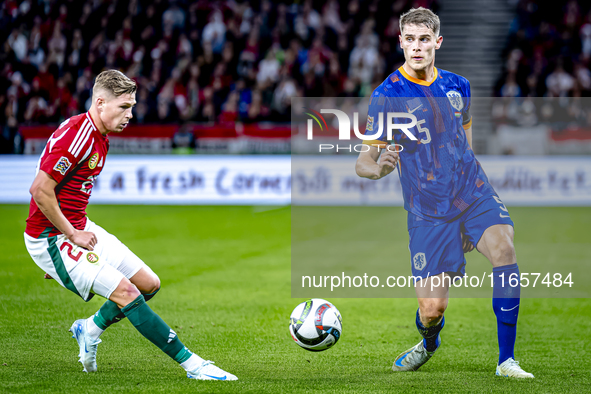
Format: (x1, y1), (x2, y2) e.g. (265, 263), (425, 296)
(500, 72), (522, 98)
(202, 11), (226, 54)
(546, 62), (575, 97)
(8, 25), (27, 61)
(257, 50), (281, 86)
(497, 0), (591, 98)
(172, 124), (196, 154)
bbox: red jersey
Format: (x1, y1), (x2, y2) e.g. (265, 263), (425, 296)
(26, 113), (109, 238)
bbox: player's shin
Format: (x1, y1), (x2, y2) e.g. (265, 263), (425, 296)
(121, 294), (194, 364)
(415, 308), (444, 352)
(492, 264), (520, 365)
(88, 288), (161, 339)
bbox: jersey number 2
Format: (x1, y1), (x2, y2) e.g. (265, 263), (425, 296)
(60, 242), (83, 262)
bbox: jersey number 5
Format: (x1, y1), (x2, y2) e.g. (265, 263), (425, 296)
(417, 120), (431, 144)
(60, 241), (83, 262)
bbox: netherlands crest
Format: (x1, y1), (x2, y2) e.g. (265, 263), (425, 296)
(413, 252), (427, 271)
(446, 91), (463, 111)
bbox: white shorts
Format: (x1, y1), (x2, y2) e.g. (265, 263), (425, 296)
(24, 219), (148, 301)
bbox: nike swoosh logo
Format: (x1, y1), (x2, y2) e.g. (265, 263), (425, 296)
(77, 326), (89, 353)
(499, 214), (511, 218)
(203, 374), (227, 380)
(395, 351), (410, 367)
(409, 105), (423, 114)
(500, 305), (519, 312)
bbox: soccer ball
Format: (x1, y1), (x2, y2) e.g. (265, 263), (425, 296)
(289, 298), (342, 352)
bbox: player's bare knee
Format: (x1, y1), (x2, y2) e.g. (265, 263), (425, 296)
(422, 308), (444, 326)
(492, 239), (516, 266)
(419, 302), (446, 326)
(141, 270), (160, 294)
(111, 278), (141, 307)
(147, 275), (160, 294)
(120, 280), (141, 300)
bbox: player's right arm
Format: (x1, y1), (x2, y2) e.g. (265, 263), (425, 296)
(356, 87), (400, 180)
(355, 144), (399, 180)
(29, 170), (97, 250)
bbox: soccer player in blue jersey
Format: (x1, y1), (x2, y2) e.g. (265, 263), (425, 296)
(355, 7), (534, 378)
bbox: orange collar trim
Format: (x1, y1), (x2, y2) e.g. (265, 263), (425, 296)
(398, 66), (438, 86)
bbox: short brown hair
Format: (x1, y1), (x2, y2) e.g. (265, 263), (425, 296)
(399, 7), (440, 37)
(93, 70), (137, 98)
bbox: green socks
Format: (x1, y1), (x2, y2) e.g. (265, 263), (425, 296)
(93, 288), (159, 330)
(120, 295), (192, 363)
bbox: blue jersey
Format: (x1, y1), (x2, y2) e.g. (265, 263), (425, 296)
(364, 66), (495, 220)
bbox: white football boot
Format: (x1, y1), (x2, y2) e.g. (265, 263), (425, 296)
(392, 336), (440, 372)
(69, 319), (101, 373)
(186, 360), (238, 381)
(495, 358), (534, 378)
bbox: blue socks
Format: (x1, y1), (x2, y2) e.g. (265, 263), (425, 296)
(492, 263), (520, 365)
(416, 308), (444, 352)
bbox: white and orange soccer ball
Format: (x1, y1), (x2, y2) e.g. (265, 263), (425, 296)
(289, 299), (342, 352)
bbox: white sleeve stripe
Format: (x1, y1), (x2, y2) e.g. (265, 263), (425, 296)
(70, 122), (92, 157)
(68, 119), (89, 153)
(73, 127), (93, 157)
(85, 113), (97, 131)
(70, 127), (90, 158)
(68, 120), (90, 153)
(80, 141), (94, 162)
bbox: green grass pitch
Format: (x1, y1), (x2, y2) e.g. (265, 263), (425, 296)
(0, 204), (589, 393)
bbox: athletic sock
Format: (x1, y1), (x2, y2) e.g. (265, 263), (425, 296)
(121, 295), (193, 364)
(180, 353), (206, 372)
(85, 317), (104, 341)
(492, 263), (520, 365)
(92, 288), (160, 331)
(415, 308), (445, 352)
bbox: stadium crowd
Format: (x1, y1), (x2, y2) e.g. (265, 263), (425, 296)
(492, 0), (591, 131)
(5, 0), (591, 153)
(496, 0), (591, 98)
(0, 0), (441, 153)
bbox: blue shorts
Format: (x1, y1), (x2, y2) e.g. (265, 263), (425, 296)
(408, 194), (514, 280)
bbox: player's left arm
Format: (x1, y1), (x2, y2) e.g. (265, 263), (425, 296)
(462, 117), (474, 253)
(464, 124), (473, 150)
(462, 79), (473, 150)
(29, 170), (98, 250)
(462, 81), (475, 253)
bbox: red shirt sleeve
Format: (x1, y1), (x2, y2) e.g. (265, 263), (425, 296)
(39, 117), (95, 183)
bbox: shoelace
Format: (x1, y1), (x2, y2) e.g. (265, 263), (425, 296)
(196, 360), (214, 373)
(505, 360), (525, 372)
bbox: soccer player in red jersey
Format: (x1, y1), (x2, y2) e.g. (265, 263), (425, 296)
(24, 70), (237, 381)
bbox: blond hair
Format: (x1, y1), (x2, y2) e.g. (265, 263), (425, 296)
(399, 7), (440, 37)
(93, 70), (137, 98)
